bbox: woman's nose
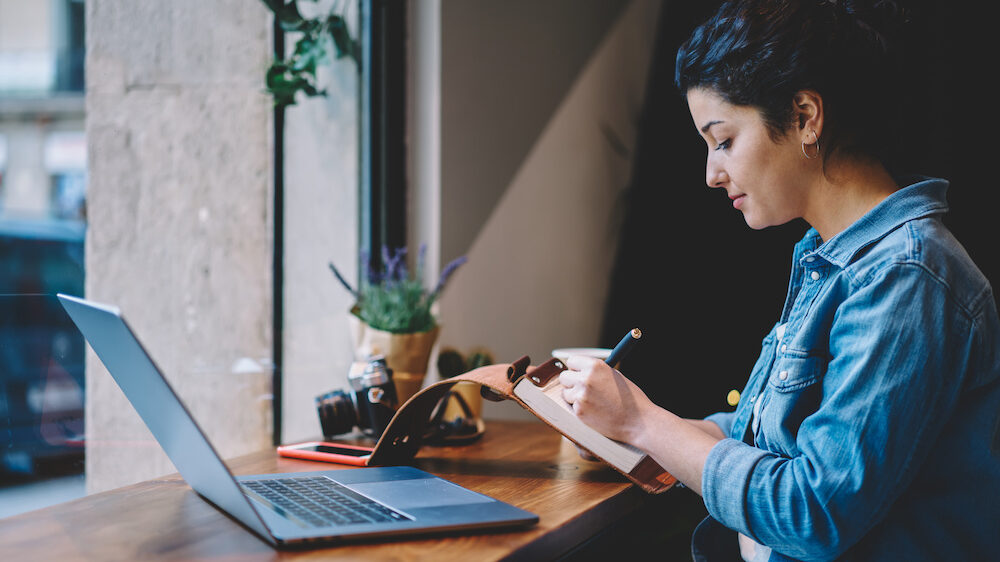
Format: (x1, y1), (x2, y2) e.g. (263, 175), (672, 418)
(706, 159), (727, 188)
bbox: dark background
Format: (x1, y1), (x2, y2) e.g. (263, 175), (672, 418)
(600, 0), (993, 419)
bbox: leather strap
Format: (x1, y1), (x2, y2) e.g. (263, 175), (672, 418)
(368, 359), (677, 494)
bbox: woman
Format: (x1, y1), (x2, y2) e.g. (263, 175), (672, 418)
(558, 1), (1000, 560)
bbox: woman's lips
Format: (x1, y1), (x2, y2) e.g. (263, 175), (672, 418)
(730, 193), (746, 209)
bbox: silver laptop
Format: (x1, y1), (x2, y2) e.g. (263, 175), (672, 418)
(57, 294), (537, 548)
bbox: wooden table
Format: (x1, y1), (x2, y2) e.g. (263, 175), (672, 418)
(0, 420), (701, 560)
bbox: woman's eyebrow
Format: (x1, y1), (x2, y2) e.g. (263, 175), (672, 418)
(700, 120), (724, 134)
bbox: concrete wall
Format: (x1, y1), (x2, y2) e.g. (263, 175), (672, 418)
(412, 0), (663, 419)
(84, 0), (274, 493)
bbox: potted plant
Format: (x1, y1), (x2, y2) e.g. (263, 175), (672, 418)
(330, 245), (466, 404)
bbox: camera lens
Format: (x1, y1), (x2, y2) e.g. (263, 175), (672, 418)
(316, 389), (358, 438)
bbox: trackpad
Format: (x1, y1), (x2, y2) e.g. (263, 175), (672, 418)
(351, 478), (493, 509)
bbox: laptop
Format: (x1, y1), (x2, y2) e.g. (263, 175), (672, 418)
(57, 294), (538, 548)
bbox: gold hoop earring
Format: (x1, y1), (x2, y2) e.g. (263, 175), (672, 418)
(801, 130), (820, 159)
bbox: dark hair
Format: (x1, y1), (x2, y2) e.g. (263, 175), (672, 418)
(675, 0), (909, 166)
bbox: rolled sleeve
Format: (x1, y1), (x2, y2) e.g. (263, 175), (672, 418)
(701, 437), (772, 535)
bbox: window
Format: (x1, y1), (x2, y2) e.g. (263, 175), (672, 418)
(0, 0), (86, 517)
(277, 0), (406, 445)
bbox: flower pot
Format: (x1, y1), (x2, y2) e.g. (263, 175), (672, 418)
(348, 312), (440, 405)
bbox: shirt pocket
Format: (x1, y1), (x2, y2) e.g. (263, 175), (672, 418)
(769, 353), (824, 391)
(757, 353), (826, 457)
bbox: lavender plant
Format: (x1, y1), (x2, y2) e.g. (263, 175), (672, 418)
(329, 245), (467, 334)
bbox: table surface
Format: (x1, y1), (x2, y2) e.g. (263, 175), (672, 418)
(0, 420), (685, 561)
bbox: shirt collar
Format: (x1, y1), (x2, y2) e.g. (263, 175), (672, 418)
(801, 176), (950, 268)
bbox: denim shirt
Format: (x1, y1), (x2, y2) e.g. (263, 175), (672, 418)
(694, 177), (1000, 561)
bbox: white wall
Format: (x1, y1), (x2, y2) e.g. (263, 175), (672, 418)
(280, 8), (362, 445)
(412, 0), (663, 419)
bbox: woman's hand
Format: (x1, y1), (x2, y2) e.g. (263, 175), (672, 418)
(558, 355), (653, 445)
(558, 355), (722, 495)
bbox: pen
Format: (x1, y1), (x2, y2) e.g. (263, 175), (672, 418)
(606, 327), (641, 367)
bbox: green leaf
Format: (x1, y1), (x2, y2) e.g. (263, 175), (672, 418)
(258, 0), (359, 107)
(329, 17), (354, 60)
(291, 35), (328, 73)
(466, 350), (495, 370)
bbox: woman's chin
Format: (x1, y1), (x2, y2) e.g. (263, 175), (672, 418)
(742, 214), (767, 230)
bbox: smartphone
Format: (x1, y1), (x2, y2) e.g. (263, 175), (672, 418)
(276, 441), (374, 466)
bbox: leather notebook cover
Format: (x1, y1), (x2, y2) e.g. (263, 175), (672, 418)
(366, 357), (677, 494)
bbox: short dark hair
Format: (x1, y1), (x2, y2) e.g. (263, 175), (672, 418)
(675, 0), (908, 166)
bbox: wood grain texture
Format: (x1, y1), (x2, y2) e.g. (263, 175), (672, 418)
(0, 421), (682, 561)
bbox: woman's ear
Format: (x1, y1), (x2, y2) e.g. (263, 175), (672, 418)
(793, 90), (824, 141)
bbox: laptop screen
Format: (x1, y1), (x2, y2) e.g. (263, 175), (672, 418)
(57, 294), (273, 542)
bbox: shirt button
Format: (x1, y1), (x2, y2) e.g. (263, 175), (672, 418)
(805, 256), (815, 262)
(780, 344), (787, 353)
(810, 271), (821, 281)
(778, 371), (789, 381)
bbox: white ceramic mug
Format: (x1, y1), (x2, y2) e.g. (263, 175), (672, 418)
(551, 347), (612, 366)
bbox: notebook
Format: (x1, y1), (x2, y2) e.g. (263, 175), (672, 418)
(57, 294), (538, 548)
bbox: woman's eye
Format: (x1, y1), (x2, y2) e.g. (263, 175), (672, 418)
(715, 139), (732, 151)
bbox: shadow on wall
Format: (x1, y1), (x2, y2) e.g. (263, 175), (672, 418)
(601, 0), (993, 419)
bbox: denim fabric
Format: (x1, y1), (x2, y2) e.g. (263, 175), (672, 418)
(695, 177), (1000, 561)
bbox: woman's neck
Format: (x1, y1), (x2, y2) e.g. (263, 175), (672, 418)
(804, 156), (899, 242)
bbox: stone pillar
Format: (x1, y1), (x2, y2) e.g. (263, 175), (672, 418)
(84, 0), (274, 493)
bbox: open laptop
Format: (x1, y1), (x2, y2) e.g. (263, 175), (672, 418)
(57, 294), (538, 548)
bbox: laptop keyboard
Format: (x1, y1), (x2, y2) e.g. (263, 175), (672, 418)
(241, 476), (410, 528)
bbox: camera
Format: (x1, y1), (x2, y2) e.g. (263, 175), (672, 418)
(316, 355), (399, 439)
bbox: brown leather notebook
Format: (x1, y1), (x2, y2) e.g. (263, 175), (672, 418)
(365, 356), (677, 494)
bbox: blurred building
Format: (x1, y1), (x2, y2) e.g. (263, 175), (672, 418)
(1, 0), (86, 224)
(0, 0), (86, 477)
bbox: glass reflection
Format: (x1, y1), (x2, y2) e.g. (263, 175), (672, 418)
(0, 294), (86, 517)
(1, 0), (88, 518)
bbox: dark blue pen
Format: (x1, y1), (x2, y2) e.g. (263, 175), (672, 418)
(606, 328), (642, 367)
